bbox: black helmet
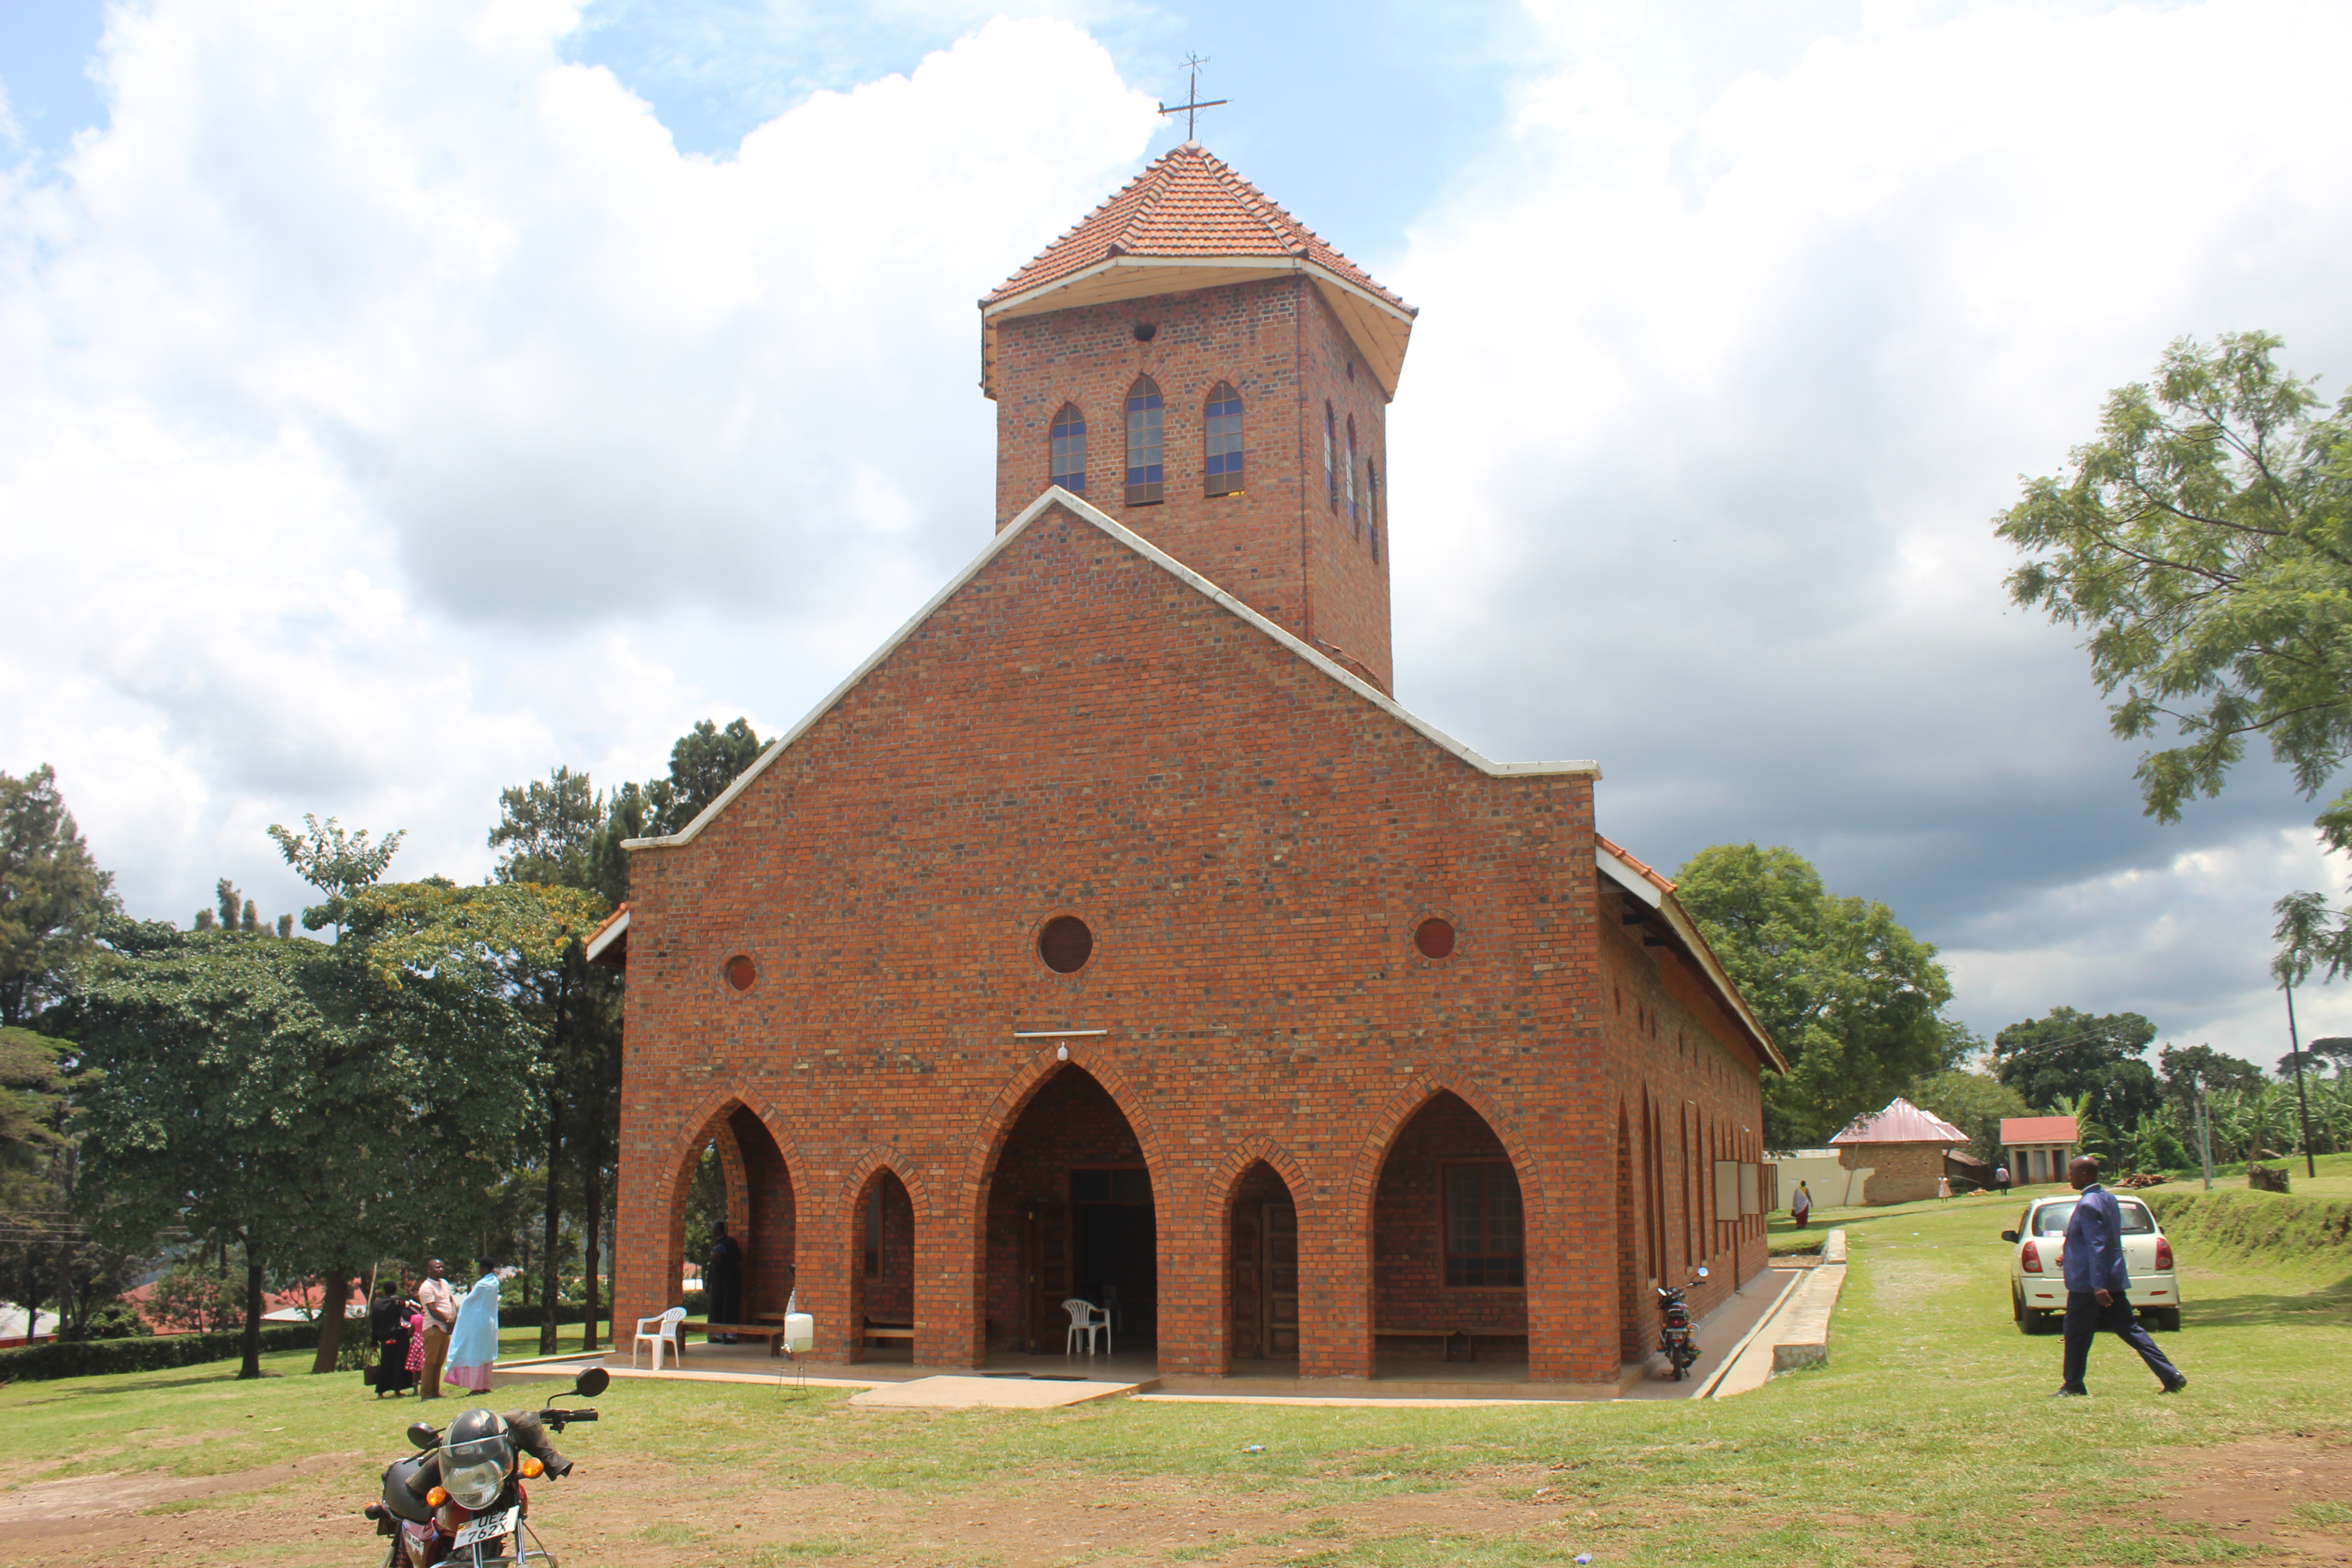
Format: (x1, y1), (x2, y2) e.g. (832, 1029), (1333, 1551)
(439, 1407), (514, 1510)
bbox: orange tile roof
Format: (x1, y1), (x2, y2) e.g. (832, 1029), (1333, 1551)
(984, 142), (1408, 312)
(1596, 833), (1676, 895)
(2000, 1116), (2078, 1144)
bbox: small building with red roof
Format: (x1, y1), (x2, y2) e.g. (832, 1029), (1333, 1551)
(1828, 1098), (1971, 1205)
(1999, 1116), (2079, 1187)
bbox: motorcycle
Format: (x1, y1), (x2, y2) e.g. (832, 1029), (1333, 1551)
(360, 1366), (609, 1567)
(1656, 1264), (1710, 1381)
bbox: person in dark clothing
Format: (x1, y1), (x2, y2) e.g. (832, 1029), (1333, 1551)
(706, 1222), (743, 1342)
(372, 1280), (417, 1397)
(2055, 1155), (2187, 1397)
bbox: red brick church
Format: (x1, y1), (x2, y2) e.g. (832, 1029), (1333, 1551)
(597, 143), (1784, 1390)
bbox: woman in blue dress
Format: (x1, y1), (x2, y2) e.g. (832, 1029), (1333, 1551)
(442, 1257), (511, 1395)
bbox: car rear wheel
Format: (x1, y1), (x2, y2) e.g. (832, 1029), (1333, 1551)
(2011, 1286), (2027, 1330)
(2029, 1308), (2060, 1335)
(2150, 1307), (2181, 1333)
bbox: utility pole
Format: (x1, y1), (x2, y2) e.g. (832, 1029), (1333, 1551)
(2285, 976), (2318, 1179)
(2194, 1066), (2215, 1191)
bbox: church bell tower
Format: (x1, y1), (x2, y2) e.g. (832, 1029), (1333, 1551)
(980, 143), (1417, 694)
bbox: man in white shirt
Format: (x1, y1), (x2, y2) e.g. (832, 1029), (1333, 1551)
(416, 1259), (458, 1400)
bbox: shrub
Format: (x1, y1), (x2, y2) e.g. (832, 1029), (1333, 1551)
(0, 1322), (317, 1382)
(60, 1299), (153, 1341)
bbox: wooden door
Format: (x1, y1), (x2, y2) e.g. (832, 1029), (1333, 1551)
(1022, 1202), (1069, 1353)
(1231, 1202), (1263, 1359)
(1261, 1202), (1299, 1358)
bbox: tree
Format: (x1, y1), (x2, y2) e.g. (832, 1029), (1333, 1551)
(2158, 1042), (2266, 1103)
(0, 765), (118, 1027)
(1991, 1008), (2163, 1137)
(266, 815), (406, 938)
(1673, 843), (1963, 1149)
(1999, 333), (2352, 843)
(592, 718), (765, 905)
(489, 767), (624, 1352)
(1908, 1068), (2033, 1165)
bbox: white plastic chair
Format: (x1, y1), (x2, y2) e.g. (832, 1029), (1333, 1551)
(1062, 1298), (1110, 1357)
(632, 1306), (688, 1370)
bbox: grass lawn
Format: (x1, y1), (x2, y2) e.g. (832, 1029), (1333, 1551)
(4, 1193), (2348, 1568)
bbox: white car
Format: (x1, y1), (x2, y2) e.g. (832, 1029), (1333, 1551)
(2003, 1191), (2181, 1333)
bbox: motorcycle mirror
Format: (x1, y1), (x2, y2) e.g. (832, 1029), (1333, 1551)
(1695, 1266), (1710, 1280)
(406, 1422), (439, 1450)
(573, 1367), (611, 1398)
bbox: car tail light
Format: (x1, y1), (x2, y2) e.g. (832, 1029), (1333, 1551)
(2155, 1237), (2173, 1271)
(2021, 1240), (2042, 1273)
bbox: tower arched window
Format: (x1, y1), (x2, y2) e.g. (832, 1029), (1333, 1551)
(1367, 459), (1382, 562)
(1323, 404), (1337, 510)
(1125, 377), (1164, 506)
(1346, 417), (1359, 534)
(1204, 383), (1244, 496)
(1049, 404), (1087, 493)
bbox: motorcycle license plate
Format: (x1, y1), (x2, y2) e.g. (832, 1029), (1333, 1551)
(451, 1506), (519, 1548)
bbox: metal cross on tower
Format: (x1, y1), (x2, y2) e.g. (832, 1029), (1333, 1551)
(1157, 54), (1229, 140)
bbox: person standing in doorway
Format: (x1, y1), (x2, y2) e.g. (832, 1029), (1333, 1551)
(1790, 1181), (1812, 1228)
(2054, 1156), (2186, 1397)
(416, 1258), (457, 1400)
(1996, 1164), (2011, 1196)
(706, 1222), (743, 1343)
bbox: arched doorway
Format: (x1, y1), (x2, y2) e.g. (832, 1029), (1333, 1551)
(983, 1066), (1156, 1358)
(1370, 1091), (1527, 1368)
(668, 1104), (796, 1333)
(1227, 1161), (1298, 1367)
(847, 1169), (915, 1361)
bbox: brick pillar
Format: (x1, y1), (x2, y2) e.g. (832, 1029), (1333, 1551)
(1301, 1182), (1372, 1379)
(916, 1181), (980, 1370)
(1154, 1163), (1216, 1375)
(799, 1174), (856, 1364)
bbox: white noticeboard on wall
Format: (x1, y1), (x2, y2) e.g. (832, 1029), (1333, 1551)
(1740, 1162), (1761, 1215)
(1714, 1160), (1741, 1224)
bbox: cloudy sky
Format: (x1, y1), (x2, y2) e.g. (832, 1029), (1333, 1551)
(5, 0), (2349, 1069)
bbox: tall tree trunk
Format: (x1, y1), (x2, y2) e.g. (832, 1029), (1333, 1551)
(579, 1149), (603, 1352)
(239, 1240), (265, 1380)
(310, 1260), (352, 1373)
(541, 1088), (563, 1355)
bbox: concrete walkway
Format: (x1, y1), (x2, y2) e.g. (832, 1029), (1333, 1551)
(850, 1374), (1152, 1409)
(1708, 1228), (1849, 1398)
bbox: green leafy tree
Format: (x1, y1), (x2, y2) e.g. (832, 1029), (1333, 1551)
(1991, 1008), (2162, 1137)
(266, 815), (406, 938)
(0, 766), (119, 1027)
(2158, 1042), (2267, 1105)
(1907, 1068), (2033, 1165)
(591, 718), (764, 905)
(1673, 843), (1962, 1149)
(1998, 333), (2352, 970)
(488, 767), (624, 1352)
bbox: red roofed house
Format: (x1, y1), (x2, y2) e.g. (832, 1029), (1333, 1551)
(1828, 1098), (1970, 1205)
(602, 144), (1786, 1392)
(1999, 1117), (2079, 1188)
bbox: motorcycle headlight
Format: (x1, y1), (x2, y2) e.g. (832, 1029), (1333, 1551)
(442, 1456), (506, 1511)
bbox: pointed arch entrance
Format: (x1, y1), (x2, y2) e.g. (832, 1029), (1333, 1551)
(1227, 1161), (1298, 1365)
(663, 1102), (797, 1333)
(1370, 1090), (1528, 1367)
(847, 1168), (916, 1361)
(982, 1066), (1156, 1356)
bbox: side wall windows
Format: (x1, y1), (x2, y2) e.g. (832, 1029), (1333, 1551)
(1323, 404), (1337, 510)
(1204, 383), (1243, 496)
(1125, 377), (1164, 506)
(1345, 417), (1359, 534)
(1049, 404), (1086, 493)
(1367, 459), (1382, 563)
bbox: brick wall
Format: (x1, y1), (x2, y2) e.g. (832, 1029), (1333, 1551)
(612, 502), (1766, 1386)
(1845, 1142), (1946, 1205)
(991, 276), (1394, 690)
(1372, 1092), (1528, 1344)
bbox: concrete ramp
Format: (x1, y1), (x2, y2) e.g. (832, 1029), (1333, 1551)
(848, 1374), (1152, 1409)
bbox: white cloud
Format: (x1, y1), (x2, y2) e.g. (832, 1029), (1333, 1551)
(0, 1), (1158, 921)
(1382, 0), (2352, 1048)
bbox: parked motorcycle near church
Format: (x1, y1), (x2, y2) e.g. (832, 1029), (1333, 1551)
(360, 1366), (608, 1566)
(1657, 1265), (1710, 1380)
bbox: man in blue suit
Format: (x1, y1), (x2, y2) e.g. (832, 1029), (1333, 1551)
(2056, 1155), (2187, 1397)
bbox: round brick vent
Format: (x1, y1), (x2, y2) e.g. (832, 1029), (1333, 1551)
(1414, 918), (1456, 960)
(722, 954), (757, 991)
(1039, 916), (1094, 974)
(1132, 321), (1157, 343)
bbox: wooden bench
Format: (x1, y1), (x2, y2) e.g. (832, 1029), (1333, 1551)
(862, 1318), (914, 1349)
(1373, 1326), (1464, 1362)
(681, 1320), (789, 1357)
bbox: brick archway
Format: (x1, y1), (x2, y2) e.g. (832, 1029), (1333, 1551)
(642, 1089), (806, 1337)
(1207, 1139), (1315, 1375)
(959, 1051), (1172, 1368)
(842, 1155), (922, 1363)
